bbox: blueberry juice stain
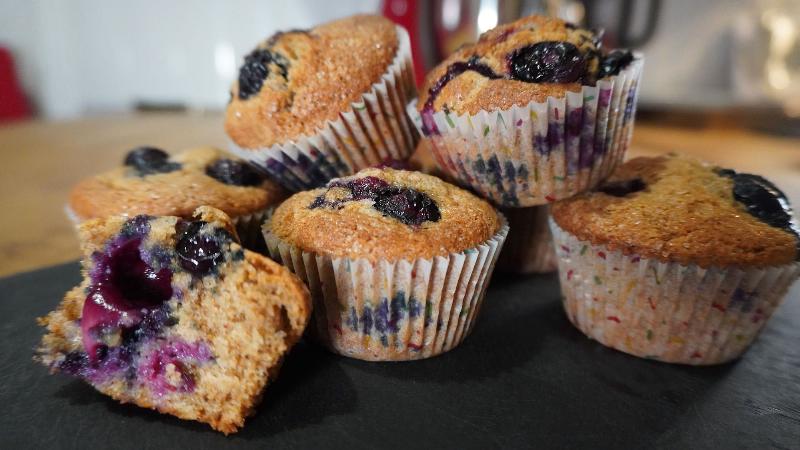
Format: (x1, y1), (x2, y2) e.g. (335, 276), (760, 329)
(421, 56), (501, 135)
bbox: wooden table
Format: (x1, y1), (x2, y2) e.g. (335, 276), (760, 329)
(1, 112), (799, 277)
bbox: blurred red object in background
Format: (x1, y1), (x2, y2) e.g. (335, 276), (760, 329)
(0, 47), (31, 122)
(382, 0), (426, 87)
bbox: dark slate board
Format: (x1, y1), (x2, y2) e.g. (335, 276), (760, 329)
(1, 262), (799, 449)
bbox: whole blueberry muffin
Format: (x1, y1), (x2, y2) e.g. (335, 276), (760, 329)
(68, 146), (285, 250)
(37, 207), (311, 433)
(263, 168), (508, 361)
(226, 14), (417, 191)
(408, 14), (643, 207)
(550, 154), (800, 365)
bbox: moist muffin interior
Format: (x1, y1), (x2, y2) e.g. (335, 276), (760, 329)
(268, 168), (501, 261)
(417, 15), (635, 117)
(551, 154), (799, 268)
(225, 15), (400, 149)
(37, 207), (310, 434)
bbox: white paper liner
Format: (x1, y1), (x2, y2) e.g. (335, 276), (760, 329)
(407, 57), (644, 207)
(65, 204), (275, 253)
(497, 206), (556, 274)
(228, 26), (418, 192)
(549, 218), (800, 365)
(263, 215), (509, 361)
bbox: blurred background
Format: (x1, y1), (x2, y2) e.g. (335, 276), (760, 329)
(1, 0), (799, 126)
(1, 0), (799, 276)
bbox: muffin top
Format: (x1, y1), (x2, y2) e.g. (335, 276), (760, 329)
(417, 15), (634, 117)
(268, 168), (501, 261)
(69, 146), (285, 221)
(225, 15), (399, 149)
(551, 154), (800, 268)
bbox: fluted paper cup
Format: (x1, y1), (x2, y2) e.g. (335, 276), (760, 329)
(497, 206), (557, 274)
(263, 216), (509, 361)
(549, 218), (800, 365)
(229, 26), (418, 192)
(407, 57), (643, 207)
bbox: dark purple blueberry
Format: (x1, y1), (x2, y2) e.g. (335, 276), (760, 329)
(310, 176), (441, 226)
(123, 147), (181, 176)
(598, 178), (646, 197)
(205, 159), (265, 186)
(176, 221), (233, 277)
(598, 49), (634, 78)
(508, 41), (587, 83)
(237, 48), (289, 100)
(119, 215), (152, 239)
(727, 173), (794, 230)
(339, 176), (390, 200)
(373, 187), (441, 226)
(58, 351), (89, 376)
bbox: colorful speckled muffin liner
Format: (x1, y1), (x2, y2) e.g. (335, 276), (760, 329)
(549, 218), (800, 365)
(497, 206), (557, 274)
(407, 57), (643, 207)
(64, 204), (275, 254)
(228, 26), (418, 192)
(262, 216), (509, 361)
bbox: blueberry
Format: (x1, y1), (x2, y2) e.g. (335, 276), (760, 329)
(598, 49), (633, 78)
(373, 187), (441, 226)
(58, 351), (89, 376)
(123, 147), (181, 176)
(237, 48), (289, 100)
(119, 215), (152, 239)
(205, 159), (265, 186)
(176, 221), (232, 277)
(729, 173), (793, 229)
(598, 178), (646, 197)
(508, 41), (587, 83)
(310, 177), (441, 226)
(338, 176), (390, 200)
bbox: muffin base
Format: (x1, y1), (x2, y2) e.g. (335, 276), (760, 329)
(263, 215), (508, 361)
(550, 218), (800, 365)
(497, 205), (557, 274)
(408, 57), (643, 207)
(229, 26), (418, 192)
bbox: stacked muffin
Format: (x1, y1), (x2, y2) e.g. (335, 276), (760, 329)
(408, 15), (643, 273)
(37, 11), (800, 437)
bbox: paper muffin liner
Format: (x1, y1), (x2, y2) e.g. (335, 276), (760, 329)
(497, 206), (557, 274)
(65, 204), (274, 254)
(549, 218), (800, 365)
(407, 57), (644, 207)
(228, 26), (418, 192)
(262, 215), (509, 361)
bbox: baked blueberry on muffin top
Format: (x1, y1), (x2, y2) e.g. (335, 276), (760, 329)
(225, 15), (400, 150)
(69, 146), (284, 221)
(417, 15), (635, 121)
(551, 154), (799, 267)
(268, 168), (501, 261)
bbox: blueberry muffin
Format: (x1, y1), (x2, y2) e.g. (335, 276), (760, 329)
(226, 15), (417, 191)
(550, 154), (800, 365)
(68, 146), (285, 250)
(408, 14), (643, 207)
(37, 207), (311, 433)
(263, 168), (508, 361)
